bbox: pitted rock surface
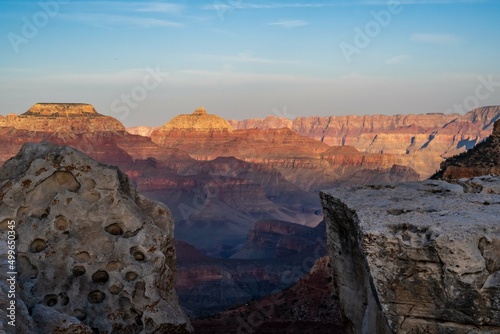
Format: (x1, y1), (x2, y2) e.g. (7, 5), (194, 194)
(320, 179), (500, 334)
(0, 142), (192, 333)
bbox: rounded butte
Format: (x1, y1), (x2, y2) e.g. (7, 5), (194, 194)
(159, 107), (234, 132)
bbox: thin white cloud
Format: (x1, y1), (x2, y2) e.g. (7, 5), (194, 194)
(385, 55), (411, 65)
(55, 2), (185, 28)
(175, 69), (334, 86)
(34, 68), (167, 86)
(267, 20), (309, 28)
(136, 2), (184, 13)
(411, 33), (460, 45)
(59, 13), (182, 28)
(202, 0), (488, 11)
(202, 2), (336, 10)
(194, 53), (298, 64)
(396, 0), (487, 3)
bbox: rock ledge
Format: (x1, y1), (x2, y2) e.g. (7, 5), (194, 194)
(320, 179), (500, 334)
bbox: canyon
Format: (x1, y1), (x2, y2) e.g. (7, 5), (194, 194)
(1, 103), (499, 330)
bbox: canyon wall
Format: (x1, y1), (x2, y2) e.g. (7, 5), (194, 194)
(320, 179), (500, 334)
(230, 106), (500, 177)
(0, 142), (192, 333)
(433, 119), (500, 180)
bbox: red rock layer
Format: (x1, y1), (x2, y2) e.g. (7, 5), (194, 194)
(432, 119), (500, 180)
(230, 106), (500, 177)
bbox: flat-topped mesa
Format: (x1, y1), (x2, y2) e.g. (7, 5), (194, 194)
(1, 103), (126, 133)
(24, 103), (99, 117)
(159, 107), (234, 132)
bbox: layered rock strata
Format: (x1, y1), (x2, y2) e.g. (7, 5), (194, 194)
(320, 180), (500, 334)
(0, 142), (192, 333)
(0, 103), (125, 133)
(230, 106), (500, 177)
(433, 119), (500, 181)
(150, 108), (421, 188)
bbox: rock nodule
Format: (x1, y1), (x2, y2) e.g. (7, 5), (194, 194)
(0, 142), (192, 333)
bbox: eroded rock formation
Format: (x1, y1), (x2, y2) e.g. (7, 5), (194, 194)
(0, 142), (192, 333)
(230, 106), (500, 177)
(320, 180), (500, 334)
(433, 119), (500, 181)
(0, 103), (125, 133)
(150, 108), (420, 189)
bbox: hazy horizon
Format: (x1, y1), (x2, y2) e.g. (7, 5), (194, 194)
(1, 0), (500, 127)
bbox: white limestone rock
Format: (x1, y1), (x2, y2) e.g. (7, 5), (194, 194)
(320, 179), (500, 334)
(0, 142), (192, 333)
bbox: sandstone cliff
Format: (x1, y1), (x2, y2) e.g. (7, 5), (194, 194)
(127, 126), (159, 137)
(0, 103), (125, 133)
(231, 106), (500, 177)
(0, 142), (192, 333)
(150, 108), (420, 189)
(0, 103), (187, 167)
(432, 119), (500, 180)
(320, 179), (500, 333)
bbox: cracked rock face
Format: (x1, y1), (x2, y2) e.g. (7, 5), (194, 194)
(320, 179), (500, 334)
(0, 142), (192, 333)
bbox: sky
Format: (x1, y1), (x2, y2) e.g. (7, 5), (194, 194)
(0, 0), (499, 127)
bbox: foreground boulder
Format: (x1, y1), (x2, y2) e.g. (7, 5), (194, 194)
(320, 179), (500, 334)
(0, 142), (192, 333)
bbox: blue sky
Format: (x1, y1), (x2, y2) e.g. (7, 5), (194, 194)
(1, 0), (499, 126)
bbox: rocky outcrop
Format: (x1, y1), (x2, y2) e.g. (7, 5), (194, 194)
(0, 142), (192, 333)
(320, 180), (500, 334)
(433, 119), (500, 181)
